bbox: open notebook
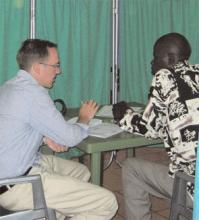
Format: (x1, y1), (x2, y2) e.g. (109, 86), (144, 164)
(88, 122), (123, 138)
(67, 117), (123, 138)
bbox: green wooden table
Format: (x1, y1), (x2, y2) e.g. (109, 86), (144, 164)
(65, 104), (163, 185)
(75, 131), (163, 185)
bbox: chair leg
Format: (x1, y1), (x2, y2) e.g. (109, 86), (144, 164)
(47, 208), (57, 220)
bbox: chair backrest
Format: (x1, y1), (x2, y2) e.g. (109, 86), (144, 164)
(170, 171), (194, 220)
(0, 175), (56, 220)
(54, 99), (67, 116)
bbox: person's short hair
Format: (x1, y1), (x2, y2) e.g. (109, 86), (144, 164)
(16, 39), (57, 71)
(154, 32), (192, 61)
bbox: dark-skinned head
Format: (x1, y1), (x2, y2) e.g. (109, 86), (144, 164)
(151, 33), (191, 75)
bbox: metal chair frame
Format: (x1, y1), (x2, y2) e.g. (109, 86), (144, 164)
(0, 175), (56, 220)
(170, 171), (194, 220)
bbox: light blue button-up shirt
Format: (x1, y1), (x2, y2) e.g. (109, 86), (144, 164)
(0, 70), (89, 178)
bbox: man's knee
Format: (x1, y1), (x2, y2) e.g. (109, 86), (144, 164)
(78, 163), (91, 181)
(106, 190), (118, 216)
(122, 158), (143, 173)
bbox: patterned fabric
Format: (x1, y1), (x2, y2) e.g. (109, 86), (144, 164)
(119, 61), (199, 181)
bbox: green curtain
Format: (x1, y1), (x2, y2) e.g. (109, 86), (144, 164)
(170, 0), (199, 64)
(0, 0), (30, 84)
(1, 0), (199, 107)
(36, 0), (112, 107)
(119, 0), (199, 104)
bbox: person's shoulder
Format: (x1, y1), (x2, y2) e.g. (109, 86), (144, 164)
(7, 70), (49, 103)
(15, 70), (47, 95)
(175, 61), (199, 73)
(152, 68), (176, 89)
(190, 64), (199, 71)
(153, 68), (174, 81)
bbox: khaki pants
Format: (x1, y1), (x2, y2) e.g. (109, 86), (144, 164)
(0, 155), (118, 220)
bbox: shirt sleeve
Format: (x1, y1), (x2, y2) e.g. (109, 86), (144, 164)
(26, 87), (89, 147)
(119, 69), (174, 139)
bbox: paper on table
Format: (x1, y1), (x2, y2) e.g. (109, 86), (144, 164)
(67, 117), (102, 127)
(67, 117), (122, 138)
(88, 122), (123, 138)
(96, 105), (113, 118)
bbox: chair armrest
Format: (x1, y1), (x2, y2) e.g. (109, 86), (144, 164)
(175, 171), (194, 183)
(0, 175), (47, 210)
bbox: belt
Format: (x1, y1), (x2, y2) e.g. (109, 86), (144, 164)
(0, 167), (32, 195)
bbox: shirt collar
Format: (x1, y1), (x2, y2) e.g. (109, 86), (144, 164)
(17, 69), (48, 91)
(172, 60), (189, 71)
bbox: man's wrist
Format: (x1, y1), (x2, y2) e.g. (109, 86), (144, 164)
(77, 117), (89, 124)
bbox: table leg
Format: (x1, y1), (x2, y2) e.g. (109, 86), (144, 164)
(126, 148), (136, 157)
(90, 152), (102, 185)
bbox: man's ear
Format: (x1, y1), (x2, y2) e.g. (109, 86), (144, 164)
(31, 63), (41, 75)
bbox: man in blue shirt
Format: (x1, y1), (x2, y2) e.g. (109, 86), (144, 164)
(0, 39), (118, 220)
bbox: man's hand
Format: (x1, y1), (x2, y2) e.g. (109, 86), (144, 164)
(78, 100), (99, 124)
(43, 137), (68, 152)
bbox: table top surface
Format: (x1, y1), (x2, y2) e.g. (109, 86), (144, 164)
(65, 102), (163, 154)
(76, 132), (163, 153)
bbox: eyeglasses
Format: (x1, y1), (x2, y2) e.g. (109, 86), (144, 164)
(39, 62), (61, 69)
